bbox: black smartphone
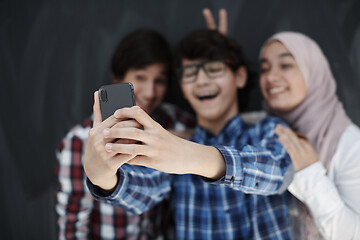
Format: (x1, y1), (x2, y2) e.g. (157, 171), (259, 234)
(98, 82), (135, 120)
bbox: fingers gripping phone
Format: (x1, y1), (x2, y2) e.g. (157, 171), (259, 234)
(98, 82), (135, 120)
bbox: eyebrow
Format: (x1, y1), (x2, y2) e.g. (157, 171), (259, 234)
(183, 63), (198, 68)
(279, 52), (294, 58)
(259, 52), (294, 63)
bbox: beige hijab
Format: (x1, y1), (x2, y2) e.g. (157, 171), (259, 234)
(261, 31), (351, 170)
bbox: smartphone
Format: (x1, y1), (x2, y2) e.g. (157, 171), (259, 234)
(98, 82), (135, 120)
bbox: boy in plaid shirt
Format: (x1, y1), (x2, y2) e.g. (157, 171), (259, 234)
(84, 30), (294, 240)
(56, 29), (195, 240)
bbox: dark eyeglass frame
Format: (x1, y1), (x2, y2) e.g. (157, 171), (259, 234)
(177, 58), (232, 84)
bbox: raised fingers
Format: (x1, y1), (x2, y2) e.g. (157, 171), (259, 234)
(218, 8), (228, 35)
(203, 8), (216, 30)
(202, 8), (228, 35)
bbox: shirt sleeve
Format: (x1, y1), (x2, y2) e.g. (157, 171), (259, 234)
(87, 164), (172, 215)
(211, 118), (294, 195)
(288, 129), (360, 240)
(55, 127), (93, 240)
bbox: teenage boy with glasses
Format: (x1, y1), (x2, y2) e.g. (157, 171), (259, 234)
(83, 29), (294, 239)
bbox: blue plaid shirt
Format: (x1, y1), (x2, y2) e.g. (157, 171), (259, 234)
(88, 115), (294, 240)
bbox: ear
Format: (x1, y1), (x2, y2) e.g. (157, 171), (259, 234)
(234, 66), (247, 89)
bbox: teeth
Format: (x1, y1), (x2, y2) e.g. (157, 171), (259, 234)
(269, 87), (285, 94)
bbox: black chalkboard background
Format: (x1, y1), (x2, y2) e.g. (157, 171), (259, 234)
(1, 0), (359, 239)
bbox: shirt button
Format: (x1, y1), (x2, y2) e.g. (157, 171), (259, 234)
(230, 176), (235, 183)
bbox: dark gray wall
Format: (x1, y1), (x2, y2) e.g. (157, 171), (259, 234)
(1, 0), (359, 239)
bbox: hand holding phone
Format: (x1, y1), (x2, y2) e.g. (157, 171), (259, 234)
(98, 82), (135, 120)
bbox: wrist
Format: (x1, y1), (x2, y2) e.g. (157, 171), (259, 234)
(205, 146), (226, 180)
(94, 173), (119, 193)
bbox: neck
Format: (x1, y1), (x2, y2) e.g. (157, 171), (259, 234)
(197, 110), (238, 136)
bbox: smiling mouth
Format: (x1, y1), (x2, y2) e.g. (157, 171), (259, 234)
(268, 87), (286, 95)
(197, 93), (218, 101)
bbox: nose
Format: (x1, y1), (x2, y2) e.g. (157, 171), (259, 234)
(143, 80), (156, 100)
(195, 68), (211, 85)
(265, 67), (280, 83)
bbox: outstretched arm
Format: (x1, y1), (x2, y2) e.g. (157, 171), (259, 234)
(84, 95), (224, 213)
(84, 92), (224, 191)
(106, 109), (293, 195)
(104, 106), (226, 180)
(86, 95), (293, 202)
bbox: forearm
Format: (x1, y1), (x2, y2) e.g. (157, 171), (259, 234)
(175, 138), (226, 180)
(288, 162), (360, 240)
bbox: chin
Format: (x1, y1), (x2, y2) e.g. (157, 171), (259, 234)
(269, 103), (293, 112)
(266, 99), (286, 111)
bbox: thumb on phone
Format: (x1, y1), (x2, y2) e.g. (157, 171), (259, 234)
(93, 91), (102, 127)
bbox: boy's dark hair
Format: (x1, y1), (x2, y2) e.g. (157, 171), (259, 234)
(111, 29), (172, 80)
(174, 29), (254, 112)
(174, 29), (248, 72)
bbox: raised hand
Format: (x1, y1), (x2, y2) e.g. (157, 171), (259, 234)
(275, 124), (319, 172)
(202, 8), (228, 35)
(83, 92), (140, 191)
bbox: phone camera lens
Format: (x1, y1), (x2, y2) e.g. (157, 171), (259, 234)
(99, 89), (108, 102)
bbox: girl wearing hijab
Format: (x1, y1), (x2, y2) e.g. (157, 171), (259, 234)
(259, 31), (360, 240)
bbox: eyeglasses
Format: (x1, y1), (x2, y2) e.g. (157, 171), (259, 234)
(178, 59), (232, 84)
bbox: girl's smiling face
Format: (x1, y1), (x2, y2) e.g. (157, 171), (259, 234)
(259, 41), (307, 111)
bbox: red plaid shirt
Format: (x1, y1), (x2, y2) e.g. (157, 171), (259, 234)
(55, 103), (195, 240)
